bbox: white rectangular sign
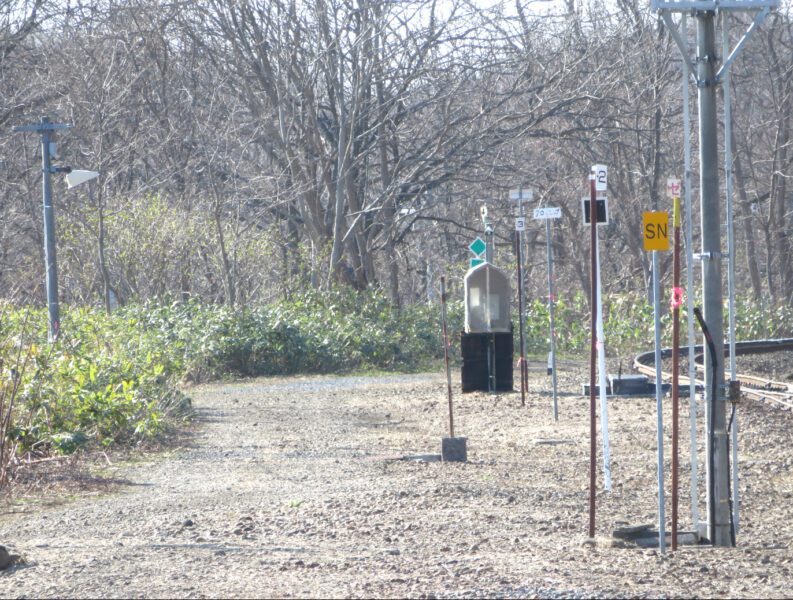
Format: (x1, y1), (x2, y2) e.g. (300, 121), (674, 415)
(510, 188), (533, 201)
(515, 217), (527, 231)
(667, 177), (682, 199)
(533, 207), (562, 220)
(591, 165), (608, 192)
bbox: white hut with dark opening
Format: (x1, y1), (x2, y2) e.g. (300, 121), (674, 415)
(463, 262), (511, 333)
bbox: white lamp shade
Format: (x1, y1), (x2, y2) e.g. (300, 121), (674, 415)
(66, 170), (99, 189)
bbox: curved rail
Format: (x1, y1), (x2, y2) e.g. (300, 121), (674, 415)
(633, 338), (793, 410)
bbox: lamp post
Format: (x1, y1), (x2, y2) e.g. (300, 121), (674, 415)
(12, 117), (98, 342)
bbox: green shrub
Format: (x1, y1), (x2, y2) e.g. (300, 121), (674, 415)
(2, 287), (789, 461)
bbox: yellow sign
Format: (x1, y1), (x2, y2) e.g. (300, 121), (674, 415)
(643, 212), (670, 251)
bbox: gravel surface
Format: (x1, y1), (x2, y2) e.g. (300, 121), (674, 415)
(2, 360), (793, 598)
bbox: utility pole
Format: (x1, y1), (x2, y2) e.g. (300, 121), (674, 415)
(696, 10), (731, 548)
(12, 117), (74, 343)
(654, 0), (776, 546)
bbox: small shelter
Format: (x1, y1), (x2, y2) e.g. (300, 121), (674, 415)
(461, 262), (513, 392)
(464, 262), (511, 333)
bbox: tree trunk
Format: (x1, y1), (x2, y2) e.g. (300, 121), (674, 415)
(731, 134), (763, 301)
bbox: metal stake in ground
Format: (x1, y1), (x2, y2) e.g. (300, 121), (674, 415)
(440, 276), (454, 438)
(441, 275), (467, 463)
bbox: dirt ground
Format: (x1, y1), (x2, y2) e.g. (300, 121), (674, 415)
(2, 358), (793, 598)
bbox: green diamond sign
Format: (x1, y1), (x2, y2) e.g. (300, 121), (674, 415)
(469, 237), (486, 257)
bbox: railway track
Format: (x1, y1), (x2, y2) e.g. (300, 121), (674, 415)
(633, 337), (793, 410)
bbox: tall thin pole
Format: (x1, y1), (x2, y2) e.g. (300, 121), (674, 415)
(518, 186), (529, 398)
(546, 216), (558, 421)
(440, 277), (454, 438)
(672, 195), (682, 551)
(721, 9), (740, 537)
(12, 117), (73, 343)
(588, 171), (598, 539)
(681, 11), (700, 535)
(653, 249), (666, 554)
(697, 11), (730, 546)
(516, 239), (526, 407)
(40, 120), (59, 343)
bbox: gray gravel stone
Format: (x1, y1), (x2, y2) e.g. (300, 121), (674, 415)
(1, 366), (793, 598)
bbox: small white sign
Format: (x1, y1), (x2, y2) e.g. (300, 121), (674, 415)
(533, 206), (562, 220)
(667, 177), (682, 199)
(510, 188), (533, 201)
(515, 217), (526, 231)
(591, 165), (608, 192)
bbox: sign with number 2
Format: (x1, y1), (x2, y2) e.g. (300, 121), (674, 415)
(592, 165), (607, 192)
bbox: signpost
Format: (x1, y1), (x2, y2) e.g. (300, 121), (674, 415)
(583, 178), (612, 496)
(587, 164), (612, 537)
(644, 209), (670, 554)
(533, 205), (561, 421)
(588, 168), (598, 539)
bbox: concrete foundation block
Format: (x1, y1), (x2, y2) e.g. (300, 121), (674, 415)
(441, 437), (467, 462)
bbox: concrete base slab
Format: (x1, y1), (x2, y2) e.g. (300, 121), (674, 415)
(441, 437), (467, 462)
(613, 524), (700, 547)
(633, 531), (700, 547)
(403, 453), (441, 463)
(608, 374), (649, 395)
(582, 382), (671, 397)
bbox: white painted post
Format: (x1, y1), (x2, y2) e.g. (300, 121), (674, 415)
(653, 249), (666, 554)
(596, 243), (612, 491)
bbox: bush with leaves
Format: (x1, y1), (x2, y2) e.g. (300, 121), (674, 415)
(3, 287), (791, 468)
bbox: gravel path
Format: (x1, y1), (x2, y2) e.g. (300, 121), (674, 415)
(2, 362), (793, 598)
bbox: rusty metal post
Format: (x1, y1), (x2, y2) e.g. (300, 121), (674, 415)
(440, 276), (454, 438)
(589, 170), (598, 539)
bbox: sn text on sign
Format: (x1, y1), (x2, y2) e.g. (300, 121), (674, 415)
(643, 212), (670, 251)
